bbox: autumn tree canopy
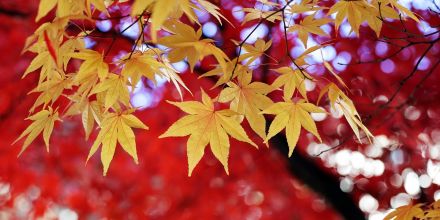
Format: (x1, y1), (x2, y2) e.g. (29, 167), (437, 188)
(1, 0), (440, 219)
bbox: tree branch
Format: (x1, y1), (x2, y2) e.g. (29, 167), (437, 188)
(0, 7), (29, 18)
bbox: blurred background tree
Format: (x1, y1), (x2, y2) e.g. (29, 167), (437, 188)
(0, 0), (439, 219)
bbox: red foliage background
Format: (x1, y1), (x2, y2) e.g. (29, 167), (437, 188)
(0, 1), (439, 219)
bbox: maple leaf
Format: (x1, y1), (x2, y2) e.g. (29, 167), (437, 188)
(23, 16), (85, 80)
(327, 0), (376, 35)
(36, 0), (61, 21)
(160, 58), (192, 100)
(242, 8), (282, 24)
(320, 51), (348, 88)
(197, 0), (230, 25)
(262, 99), (326, 156)
(158, 21), (229, 72)
(294, 44), (327, 66)
(23, 19), (75, 83)
(271, 67), (311, 101)
(23, 50), (58, 83)
(71, 66), (99, 99)
(242, 0), (281, 24)
(132, 0), (227, 41)
(288, 15), (331, 47)
(89, 73), (131, 110)
(318, 83), (373, 142)
(200, 58), (250, 88)
(65, 98), (102, 140)
(29, 73), (71, 113)
(118, 49), (167, 86)
(36, 0), (87, 21)
(23, 16), (76, 60)
(257, 0), (280, 7)
(118, 49), (190, 99)
(131, 0), (199, 42)
(424, 209), (440, 219)
(384, 204), (424, 220)
(239, 39), (272, 66)
(14, 107), (60, 154)
(85, 0), (108, 17)
(160, 90), (257, 176)
(70, 49), (109, 80)
(385, 0), (420, 22)
(87, 111), (148, 175)
(289, 0), (324, 14)
(59, 38), (86, 70)
(218, 72), (273, 141)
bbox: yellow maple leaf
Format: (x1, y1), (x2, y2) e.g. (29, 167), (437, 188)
(242, 0), (282, 24)
(318, 83), (373, 142)
(132, 0), (200, 42)
(385, 0), (420, 22)
(384, 203), (424, 220)
(198, 0), (230, 25)
(14, 107), (60, 154)
(160, 58), (192, 100)
(85, 0), (108, 17)
(288, 14), (331, 47)
(289, 0), (324, 14)
(160, 89), (257, 176)
(257, 0), (280, 7)
(29, 73), (71, 113)
(262, 99), (326, 156)
(240, 39), (272, 66)
(36, 0), (88, 21)
(242, 8), (282, 24)
(70, 49), (109, 80)
(118, 49), (190, 99)
(271, 67), (311, 101)
(59, 38), (86, 70)
(158, 21), (229, 72)
(218, 72), (273, 141)
(89, 73), (131, 110)
(294, 44), (327, 66)
(425, 209), (440, 219)
(65, 98), (102, 140)
(87, 111), (148, 175)
(200, 58), (249, 88)
(119, 49), (167, 86)
(327, 0), (375, 35)
(321, 51), (348, 88)
(23, 18), (74, 83)
(23, 50), (58, 83)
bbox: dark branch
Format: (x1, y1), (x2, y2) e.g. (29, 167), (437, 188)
(0, 7), (29, 18)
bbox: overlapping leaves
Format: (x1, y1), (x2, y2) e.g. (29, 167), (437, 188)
(160, 90), (257, 176)
(16, 0), (415, 176)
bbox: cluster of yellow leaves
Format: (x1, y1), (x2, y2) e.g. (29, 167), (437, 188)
(131, 0), (225, 41)
(385, 200), (440, 220)
(288, 14), (331, 47)
(328, 0), (419, 36)
(158, 21), (229, 72)
(263, 99), (325, 156)
(160, 90), (257, 176)
(36, 0), (110, 21)
(17, 0), (416, 176)
(14, 107), (60, 154)
(242, 0), (282, 24)
(218, 72), (273, 141)
(17, 0), (231, 175)
(87, 111), (148, 175)
(318, 83), (373, 142)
